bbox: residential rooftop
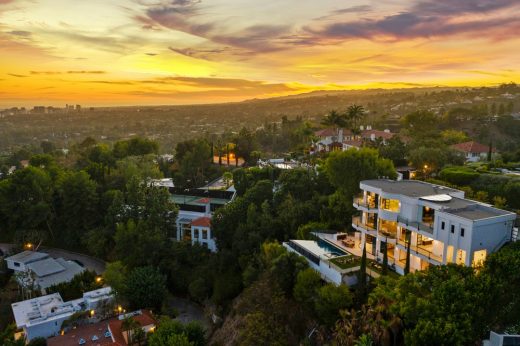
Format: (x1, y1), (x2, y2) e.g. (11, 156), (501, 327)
(32, 258), (84, 290)
(5, 251), (49, 264)
(361, 179), (516, 221)
(12, 288), (113, 329)
(12, 293), (77, 328)
(444, 204), (513, 221)
(360, 179), (462, 198)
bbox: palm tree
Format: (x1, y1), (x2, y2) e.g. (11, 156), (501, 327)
(346, 104), (365, 131)
(321, 110), (348, 129)
(355, 334), (373, 346)
(121, 317), (140, 345)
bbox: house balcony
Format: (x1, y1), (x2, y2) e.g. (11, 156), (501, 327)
(378, 229), (397, 241)
(396, 239), (443, 264)
(397, 216), (434, 234)
(352, 216), (377, 235)
(353, 196), (377, 212)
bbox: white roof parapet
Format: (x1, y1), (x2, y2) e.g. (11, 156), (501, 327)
(5, 251), (49, 264)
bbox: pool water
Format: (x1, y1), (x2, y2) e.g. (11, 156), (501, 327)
(317, 238), (348, 257)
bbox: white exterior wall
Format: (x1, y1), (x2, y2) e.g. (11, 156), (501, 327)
(356, 181), (515, 271)
(25, 315), (69, 340)
(283, 243), (343, 286)
(191, 225), (217, 252)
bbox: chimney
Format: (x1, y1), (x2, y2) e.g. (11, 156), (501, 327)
(359, 125), (364, 131)
(338, 128), (344, 143)
(384, 129), (390, 133)
(367, 125), (372, 130)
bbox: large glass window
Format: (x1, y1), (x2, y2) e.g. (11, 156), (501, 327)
(422, 206), (434, 225)
(456, 249), (466, 265)
(381, 198), (400, 212)
(472, 249), (487, 267)
(379, 219), (397, 238)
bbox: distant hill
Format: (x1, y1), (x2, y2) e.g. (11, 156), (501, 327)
(0, 84), (518, 152)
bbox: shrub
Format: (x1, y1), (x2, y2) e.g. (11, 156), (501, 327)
(439, 167), (480, 186)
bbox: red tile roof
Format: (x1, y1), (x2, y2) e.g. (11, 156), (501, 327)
(108, 310), (156, 346)
(47, 320), (116, 346)
(191, 216), (212, 228)
(48, 310), (156, 346)
(361, 129), (394, 140)
(315, 128), (353, 137)
(314, 128), (336, 137)
(343, 139), (363, 148)
(452, 141), (496, 154)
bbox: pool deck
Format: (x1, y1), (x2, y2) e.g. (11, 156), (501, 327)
(315, 232), (376, 260)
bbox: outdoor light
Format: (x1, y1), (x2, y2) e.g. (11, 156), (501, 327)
(25, 243), (33, 249)
(95, 276), (102, 283)
(90, 310), (95, 317)
(424, 164), (428, 170)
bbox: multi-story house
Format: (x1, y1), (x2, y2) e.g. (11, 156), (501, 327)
(169, 187), (236, 252)
(353, 180), (516, 274)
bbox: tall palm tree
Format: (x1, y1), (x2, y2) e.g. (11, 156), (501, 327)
(121, 317), (140, 345)
(346, 104), (366, 131)
(321, 110), (348, 129)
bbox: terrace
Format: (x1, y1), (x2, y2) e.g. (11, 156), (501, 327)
(396, 235), (443, 263)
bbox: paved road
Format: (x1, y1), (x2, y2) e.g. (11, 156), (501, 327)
(0, 243), (106, 274)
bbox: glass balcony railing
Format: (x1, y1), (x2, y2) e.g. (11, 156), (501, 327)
(352, 216), (377, 233)
(353, 197), (377, 209)
(397, 239), (443, 263)
(378, 230), (397, 239)
(397, 216), (434, 234)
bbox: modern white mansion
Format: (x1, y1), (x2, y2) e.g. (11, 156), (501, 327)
(353, 180), (517, 273)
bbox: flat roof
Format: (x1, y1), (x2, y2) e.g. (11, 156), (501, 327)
(290, 240), (329, 258)
(5, 251), (49, 264)
(11, 293), (73, 328)
(426, 196), (476, 209)
(361, 179), (461, 198)
(171, 195), (229, 205)
(362, 179), (516, 221)
(27, 258), (65, 277)
(36, 258), (85, 289)
(12, 287), (113, 329)
(444, 204), (514, 221)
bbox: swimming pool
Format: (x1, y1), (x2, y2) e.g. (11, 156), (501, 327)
(317, 238), (349, 257)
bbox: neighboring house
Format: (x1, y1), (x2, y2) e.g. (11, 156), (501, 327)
(483, 331), (520, 346)
(360, 129), (394, 144)
(452, 141), (497, 162)
(11, 287), (113, 341)
(5, 251), (85, 294)
(169, 186), (236, 252)
(47, 309), (156, 346)
(342, 139), (363, 151)
(353, 180), (516, 274)
(150, 178), (174, 188)
(313, 128), (359, 153)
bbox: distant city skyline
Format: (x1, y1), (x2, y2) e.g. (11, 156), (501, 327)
(1, 0), (519, 106)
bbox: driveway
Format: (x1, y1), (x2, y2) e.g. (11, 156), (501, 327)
(0, 243), (106, 274)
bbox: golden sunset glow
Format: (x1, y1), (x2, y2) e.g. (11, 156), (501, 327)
(1, 0), (519, 106)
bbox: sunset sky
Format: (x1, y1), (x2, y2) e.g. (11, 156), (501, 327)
(1, 0), (519, 107)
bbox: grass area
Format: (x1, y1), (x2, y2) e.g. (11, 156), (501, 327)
(329, 256), (400, 278)
(367, 260), (400, 279)
(329, 255), (360, 270)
